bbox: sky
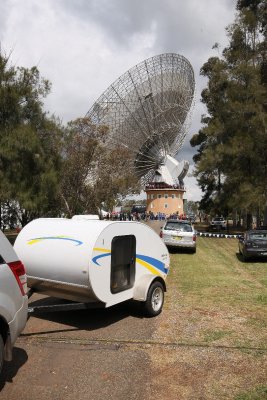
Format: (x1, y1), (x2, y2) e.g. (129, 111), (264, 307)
(0, 0), (237, 201)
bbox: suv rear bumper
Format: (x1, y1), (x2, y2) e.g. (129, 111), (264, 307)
(210, 224), (226, 229)
(163, 238), (196, 249)
(243, 248), (267, 259)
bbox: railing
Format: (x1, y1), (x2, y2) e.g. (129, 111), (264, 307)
(145, 182), (185, 190)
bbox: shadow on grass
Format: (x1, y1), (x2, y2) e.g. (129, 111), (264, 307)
(167, 246), (196, 255)
(236, 252), (267, 264)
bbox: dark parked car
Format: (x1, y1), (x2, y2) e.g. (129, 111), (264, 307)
(238, 230), (267, 261)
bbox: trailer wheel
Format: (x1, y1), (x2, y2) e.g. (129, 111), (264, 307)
(0, 335), (4, 375)
(143, 281), (164, 317)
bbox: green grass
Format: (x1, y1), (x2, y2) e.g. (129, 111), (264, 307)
(166, 237), (267, 351)
(256, 294), (267, 305)
(234, 386), (267, 400)
(168, 237), (267, 310)
(203, 329), (232, 343)
(154, 236), (267, 399)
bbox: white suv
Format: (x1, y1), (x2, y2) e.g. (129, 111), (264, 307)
(210, 217), (227, 230)
(0, 229), (28, 374)
(160, 220), (197, 253)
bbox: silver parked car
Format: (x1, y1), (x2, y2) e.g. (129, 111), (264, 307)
(160, 220), (196, 253)
(0, 229), (28, 375)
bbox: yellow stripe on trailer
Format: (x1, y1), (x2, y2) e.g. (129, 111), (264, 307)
(136, 257), (165, 279)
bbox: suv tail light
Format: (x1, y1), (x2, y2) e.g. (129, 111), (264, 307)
(193, 234), (196, 242)
(8, 260), (27, 296)
(159, 230), (163, 238)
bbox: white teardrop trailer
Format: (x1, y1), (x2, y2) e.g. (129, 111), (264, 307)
(14, 218), (170, 317)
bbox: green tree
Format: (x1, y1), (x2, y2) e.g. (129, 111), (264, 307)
(187, 200), (199, 215)
(0, 50), (63, 227)
(93, 145), (141, 212)
(191, 0), (267, 227)
(60, 117), (140, 217)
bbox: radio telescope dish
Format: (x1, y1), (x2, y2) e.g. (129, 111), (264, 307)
(86, 53), (195, 184)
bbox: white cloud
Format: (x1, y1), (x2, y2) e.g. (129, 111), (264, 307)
(1, 0), (237, 201)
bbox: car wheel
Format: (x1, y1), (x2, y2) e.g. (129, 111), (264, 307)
(0, 335), (4, 375)
(143, 281), (164, 317)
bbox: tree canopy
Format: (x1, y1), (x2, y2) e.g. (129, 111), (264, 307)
(0, 51), (63, 227)
(191, 0), (267, 226)
(59, 117), (140, 217)
(0, 50), (141, 228)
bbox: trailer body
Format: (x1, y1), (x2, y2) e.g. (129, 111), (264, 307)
(14, 219), (170, 313)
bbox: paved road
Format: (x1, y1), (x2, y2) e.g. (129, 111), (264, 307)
(144, 219), (162, 235)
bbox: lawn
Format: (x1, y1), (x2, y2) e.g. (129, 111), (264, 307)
(165, 237), (267, 349)
(149, 237), (267, 400)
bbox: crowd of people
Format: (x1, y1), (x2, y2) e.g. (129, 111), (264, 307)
(104, 211), (192, 222)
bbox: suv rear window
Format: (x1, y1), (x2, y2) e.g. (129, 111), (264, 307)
(165, 222), (192, 232)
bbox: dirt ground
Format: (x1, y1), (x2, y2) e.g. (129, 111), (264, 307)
(1, 296), (266, 400)
(147, 307), (267, 400)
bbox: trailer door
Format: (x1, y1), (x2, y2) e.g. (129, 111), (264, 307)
(110, 235), (136, 294)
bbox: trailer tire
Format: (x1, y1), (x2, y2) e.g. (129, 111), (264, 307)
(143, 281), (164, 317)
(0, 335), (4, 375)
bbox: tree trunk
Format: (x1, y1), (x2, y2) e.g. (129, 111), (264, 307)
(247, 213), (253, 230)
(256, 207), (261, 229)
(264, 205), (267, 227)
